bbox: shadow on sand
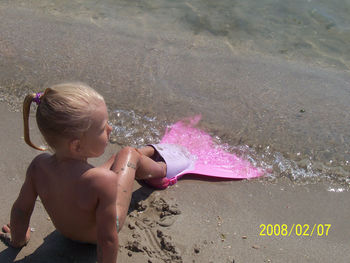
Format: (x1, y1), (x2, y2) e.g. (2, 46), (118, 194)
(0, 185), (155, 263)
(0, 231), (96, 263)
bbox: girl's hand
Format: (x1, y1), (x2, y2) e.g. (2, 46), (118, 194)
(0, 224), (30, 248)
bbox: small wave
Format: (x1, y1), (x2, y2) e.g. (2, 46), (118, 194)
(108, 109), (167, 147)
(108, 109), (349, 190)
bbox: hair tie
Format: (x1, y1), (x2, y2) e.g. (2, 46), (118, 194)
(33, 92), (43, 105)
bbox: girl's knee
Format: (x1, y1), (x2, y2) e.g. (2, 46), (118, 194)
(117, 146), (138, 158)
(112, 147), (140, 172)
(137, 146), (155, 157)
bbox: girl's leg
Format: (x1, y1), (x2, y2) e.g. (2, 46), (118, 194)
(110, 147), (166, 230)
(110, 147), (140, 231)
(135, 156), (166, 180)
(134, 146), (166, 179)
(136, 146), (155, 157)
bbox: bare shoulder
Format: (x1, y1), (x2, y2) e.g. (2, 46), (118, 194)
(84, 167), (118, 197)
(26, 153), (51, 176)
(32, 152), (51, 162)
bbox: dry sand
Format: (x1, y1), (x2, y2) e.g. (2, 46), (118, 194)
(0, 102), (349, 263)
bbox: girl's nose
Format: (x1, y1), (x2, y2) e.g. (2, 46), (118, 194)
(107, 123), (112, 134)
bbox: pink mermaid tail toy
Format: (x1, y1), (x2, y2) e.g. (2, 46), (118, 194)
(144, 115), (264, 189)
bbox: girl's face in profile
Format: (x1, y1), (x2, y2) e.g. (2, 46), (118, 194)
(80, 100), (112, 158)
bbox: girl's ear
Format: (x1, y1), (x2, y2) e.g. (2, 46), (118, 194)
(69, 139), (81, 154)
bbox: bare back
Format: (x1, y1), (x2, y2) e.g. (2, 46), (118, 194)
(30, 153), (114, 243)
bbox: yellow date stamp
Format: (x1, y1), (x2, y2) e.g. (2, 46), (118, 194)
(259, 224), (331, 237)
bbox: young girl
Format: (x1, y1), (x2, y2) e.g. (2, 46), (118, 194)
(0, 83), (167, 263)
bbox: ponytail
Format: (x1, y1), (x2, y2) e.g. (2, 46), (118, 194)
(23, 83), (104, 152)
(23, 93), (46, 151)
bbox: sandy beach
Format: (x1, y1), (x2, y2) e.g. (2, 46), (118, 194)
(1, 1), (350, 262)
(0, 102), (349, 263)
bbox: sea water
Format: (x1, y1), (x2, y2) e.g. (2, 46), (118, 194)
(0, 0), (349, 190)
(2, 0), (349, 70)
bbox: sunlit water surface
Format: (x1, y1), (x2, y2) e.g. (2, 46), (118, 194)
(0, 0), (349, 190)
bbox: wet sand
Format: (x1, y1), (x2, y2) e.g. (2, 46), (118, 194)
(0, 103), (349, 263)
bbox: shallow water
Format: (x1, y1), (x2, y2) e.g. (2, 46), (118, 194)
(0, 0), (349, 190)
(107, 109), (350, 190)
(2, 0), (349, 70)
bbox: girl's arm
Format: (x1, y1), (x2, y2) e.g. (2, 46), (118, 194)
(94, 169), (119, 263)
(1, 161), (38, 247)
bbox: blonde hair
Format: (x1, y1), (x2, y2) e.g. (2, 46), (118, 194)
(23, 82), (105, 151)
